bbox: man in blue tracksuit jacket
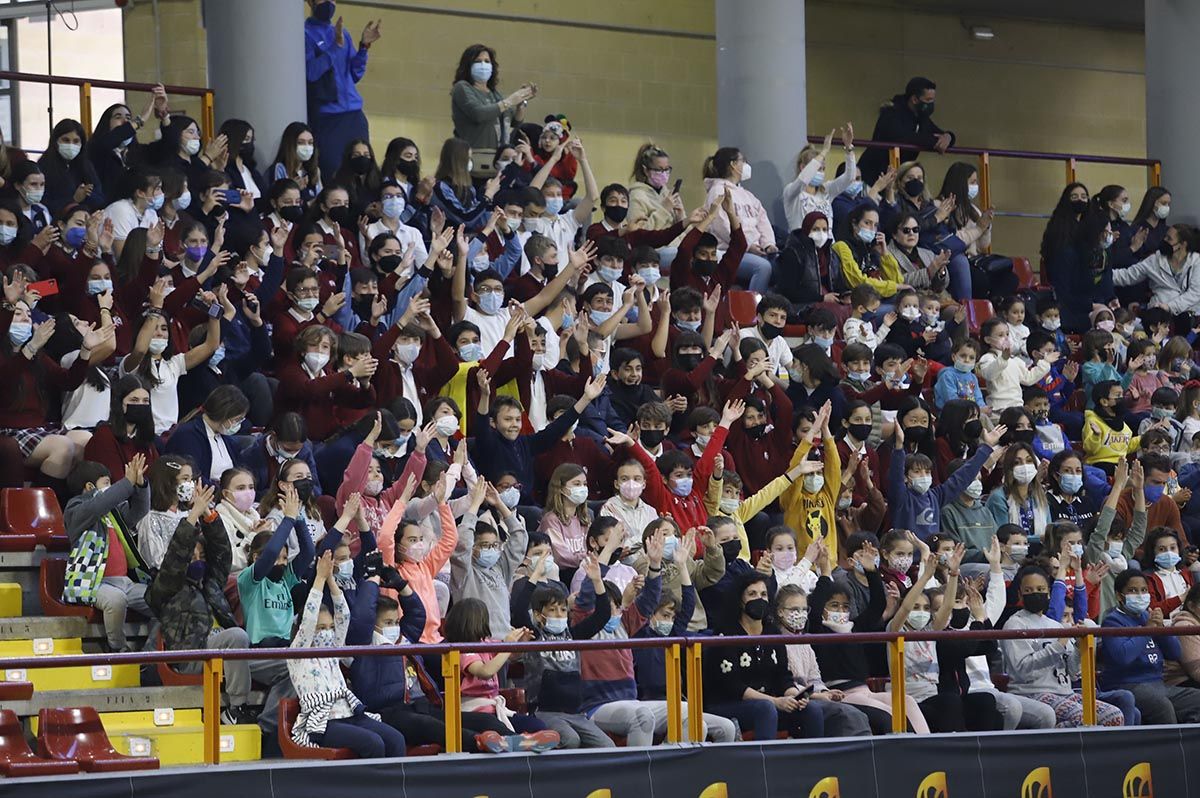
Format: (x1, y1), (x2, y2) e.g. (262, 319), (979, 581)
(1099, 570), (1200, 725)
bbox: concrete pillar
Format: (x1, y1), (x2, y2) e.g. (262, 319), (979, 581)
(715, 0), (806, 230)
(202, 0), (306, 165)
(1145, 1), (1200, 225)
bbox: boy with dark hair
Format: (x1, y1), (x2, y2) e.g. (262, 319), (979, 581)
(670, 190), (746, 294)
(608, 348), (660, 425)
(1027, 328), (1082, 441)
(843, 284), (887, 350)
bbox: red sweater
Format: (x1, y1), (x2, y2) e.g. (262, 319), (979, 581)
(82, 424), (159, 480)
(370, 324), (460, 412)
(835, 437), (881, 506)
(0, 340), (88, 429)
(630, 425), (727, 534)
(1146, 569), (1195, 615)
(724, 381), (795, 496)
(584, 220), (686, 248)
(274, 363), (373, 441)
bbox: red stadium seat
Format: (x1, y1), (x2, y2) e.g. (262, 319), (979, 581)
(407, 744), (441, 756)
(963, 300), (994, 335)
(728, 289), (759, 326)
(39, 559), (102, 623)
(0, 681), (33, 701)
(36, 707), (159, 772)
(3, 488), (69, 551)
(500, 687), (527, 714)
(278, 698), (355, 759)
(0, 709), (79, 777)
(1011, 257), (1035, 291)
(155, 632), (202, 687)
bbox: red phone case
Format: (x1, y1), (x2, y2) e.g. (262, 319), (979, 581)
(28, 279), (59, 297)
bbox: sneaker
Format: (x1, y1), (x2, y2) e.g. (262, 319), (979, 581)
(474, 731), (508, 754)
(514, 730), (559, 753)
(221, 705), (259, 725)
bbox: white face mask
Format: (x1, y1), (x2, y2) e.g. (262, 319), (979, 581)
(148, 337), (169, 355)
(435, 415), (460, 437)
(296, 144), (315, 162)
(1155, 204), (1171, 220)
(304, 352), (330, 373)
(739, 162), (752, 182)
(908, 610), (931, 629)
(1012, 463), (1037, 485)
(808, 230), (829, 248)
(184, 138), (201, 156)
(899, 306), (920, 321)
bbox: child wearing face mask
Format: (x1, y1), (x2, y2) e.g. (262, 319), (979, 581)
(977, 318), (1055, 413)
(765, 526), (819, 593)
(632, 520), (724, 632)
(1083, 459), (1146, 620)
(449, 479), (529, 639)
(215, 466), (265, 572)
(1141, 526), (1195, 616)
(287, 552), (408, 757)
(780, 402), (843, 559)
(334, 412), (428, 549)
(877, 529), (926, 594)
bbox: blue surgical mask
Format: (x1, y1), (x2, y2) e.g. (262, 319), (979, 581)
(470, 61), (493, 83)
(953, 359), (974, 373)
(7, 320), (31, 347)
(813, 335), (834, 350)
(651, 619), (674, 636)
(1145, 484), (1165, 505)
(590, 309), (615, 326)
(603, 616), (622, 633)
(381, 196), (405, 219)
(809, 171), (825, 187)
(543, 616), (567, 634)
(967, 184), (980, 200)
(499, 486), (520, 509)
(638, 267), (661, 286)
(845, 180), (864, 197)
(149, 192), (165, 211)
(476, 548), (501, 569)
(1059, 473), (1083, 495)
(676, 319), (701, 332)
(1156, 551), (1182, 570)
(671, 477), (693, 497)
(544, 196), (564, 215)
(458, 342), (483, 362)
(598, 266), (623, 284)
(209, 344), (226, 368)
(65, 226), (88, 249)
(478, 291), (504, 315)
(87, 278), (113, 295)
(1125, 593), (1151, 614)
(0, 224), (17, 245)
(848, 369), (872, 382)
(662, 537), (678, 560)
(856, 227), (875, 244)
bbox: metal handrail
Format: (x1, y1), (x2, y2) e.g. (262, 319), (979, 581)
(4, 622), (1195, 762)
(0, 70), (215, 143)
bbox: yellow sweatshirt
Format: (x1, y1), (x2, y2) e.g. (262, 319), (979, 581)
(781, 435), (842, 560)
(706, 472), (796, 561)
(831, 241), (904, 298)
(1083, 410), (1140, 466)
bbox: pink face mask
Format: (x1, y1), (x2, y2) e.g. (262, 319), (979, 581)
(1096, 319), (1115, 332)
(773, 550), (798, 571)
(619, 480), (645, 501)
(647, 171), (670, 189)
(230, 488), (255, 514)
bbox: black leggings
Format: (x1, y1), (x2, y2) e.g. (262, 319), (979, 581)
(379, 703), (512, 753)
(918, 691), (1003, 733)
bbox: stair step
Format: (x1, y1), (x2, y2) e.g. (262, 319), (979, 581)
(0, 615), (86, 640)
(6, 685), (204, 716)
(3, 661), (140, 692)
(0, 636), (83, 655)
(0, 583), (19, 616)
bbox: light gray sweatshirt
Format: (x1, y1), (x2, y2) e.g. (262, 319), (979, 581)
(1001, 609), (1079, 697)
(450, 510), (528, 639)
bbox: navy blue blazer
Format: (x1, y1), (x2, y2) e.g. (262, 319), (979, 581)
(162, 415), (245, 482)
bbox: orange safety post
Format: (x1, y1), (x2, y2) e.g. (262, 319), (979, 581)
(1149, 161), (1162, 188)
(78, 83), (93, 137)
(889, 637), (906, 733)
(202, 657), (223, 764)
(1065, 157), (1078, 185)
(201, 91), (216, 141)
(665, 643), (683, 743)
(888, 146), (901, 172)
(441, 649), (463, 753)
(978, 152), (992, 253)
(1081, 633), (1097, 726)
(686, 642), (704, 743)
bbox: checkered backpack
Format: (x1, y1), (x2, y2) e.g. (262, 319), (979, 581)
(62, 525), (108, 605)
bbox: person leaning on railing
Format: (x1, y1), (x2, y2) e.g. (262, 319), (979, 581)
(859, 77), (956, 185)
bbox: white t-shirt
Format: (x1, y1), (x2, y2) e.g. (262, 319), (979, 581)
(464, 306), (512, 361)
(59, 351), (111, 430)
(105, 199), (159, 242)
(538, 316), (562, 367)
(120, 352), (187, 435)
(205, 420), (235, 481)
(519, 212), (581, 272)
(237, 163), (262, 200)
(364, 220), (428, 274)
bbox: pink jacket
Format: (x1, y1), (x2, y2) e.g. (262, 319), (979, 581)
(703, 177), (775, 251)
(336, 444), (427, 556)
(379, 498), (457, 643)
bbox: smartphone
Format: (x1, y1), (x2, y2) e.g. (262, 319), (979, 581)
(223, 188), (242, 205)
(28, 279), (58, 298)
(672, 178), (683, 195)
(797, 683), (815, 698)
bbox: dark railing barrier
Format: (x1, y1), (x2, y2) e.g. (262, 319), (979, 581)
(4, 623), (1197, 765)
(0, 70), (214, 143)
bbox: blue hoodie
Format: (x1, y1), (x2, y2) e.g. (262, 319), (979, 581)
(1098, 605), (1182, 689)
(887, 441), (993, 540)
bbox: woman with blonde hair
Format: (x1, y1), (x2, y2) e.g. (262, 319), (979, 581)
(783, 125), (858, 231)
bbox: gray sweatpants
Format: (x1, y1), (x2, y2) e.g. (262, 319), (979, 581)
(94, 576), (149, 651)
(536, 711), (616, 749)
(1120, 680), (1200, 725)
(978, 688), (1057, 730)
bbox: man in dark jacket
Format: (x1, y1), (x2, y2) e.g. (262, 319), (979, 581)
(859, 77), (956, 184)
(146, 482), (258, 724)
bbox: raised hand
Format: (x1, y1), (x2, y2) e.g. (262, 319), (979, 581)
(125, 452), (147, 487)
(583, 374), (607, 401)
(360, 18), (382, 46)
(980, 424), (1008, 448)
(721, 398), (746, 424)
(281, 483), (301, 519)
(476, 367), (492, 395)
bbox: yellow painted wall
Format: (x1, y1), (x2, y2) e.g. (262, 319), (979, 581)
(120, 0), (1152, 260)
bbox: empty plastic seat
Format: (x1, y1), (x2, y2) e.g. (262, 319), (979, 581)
(0, 529), (36, 552)
(727, 289), (760, 326)
(278, 698), (354, 760)
(3, 488), (69, 550)
(1011, 257), (1036, 291)
(407, 744), (441, 756)
(0, 681), (33, 701)
(36, 707), (159, 772)
(963, 299), (994, 335)
(39, 559), (102, 623)
(0, 709), (79, 777)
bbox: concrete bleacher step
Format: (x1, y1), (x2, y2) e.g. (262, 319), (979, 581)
(6, 685), (204, 717)
(30, 709), (261, 766)
(2, 635), (141, 691)
(0, 583), (20, 616)
(0, 615), (86, 641)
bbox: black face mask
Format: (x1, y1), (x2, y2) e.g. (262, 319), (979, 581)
(328, 206), (353, 227)
(1159, 241), (1176, 258)
(950, 607), (972, 629)
(267, 564), (286, 582)
(396, 160), (420, 184)
(604, 205), (628, 224)
(541, 262), (559, 280)
(693, 258), (717, 277)
(239, 142), (256, 162)
(1021, 592), (1049, 615)
(761, 322), (785, 340)
(377, 254), (402, 273)
(963, 419), (983, 440)
(917, 100), (935, 117)
(847, 422), (872, 442)
(349, 155), (373, 176)
(904, 179), (924, 198)
(279, 205), (304, 224)
(744, 423), (768, 440)
(678, 353), (702, 371)
(720, 540), (742, 563)
(903, 425), (927, 442)
(124, 403), (153, 427)
(743, 598), (770, 621)
(352, 295), (376, 321)
(1011, 429), (1035, 444)
(639, 429), (666, 449)
(1069, 199), (1089, 215)
(292, 477), (314, 502)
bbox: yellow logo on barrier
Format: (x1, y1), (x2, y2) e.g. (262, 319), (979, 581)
(698, 784), (728, 798)
(917, 771), (948, 798)
(809, 776), (841, 798)
(1123, 763), (1153, 798)
(1021, 767), (1052, 798)
(585, 791), (612, 798)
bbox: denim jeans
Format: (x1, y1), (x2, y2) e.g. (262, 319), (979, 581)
(736, 251), (774, 293)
